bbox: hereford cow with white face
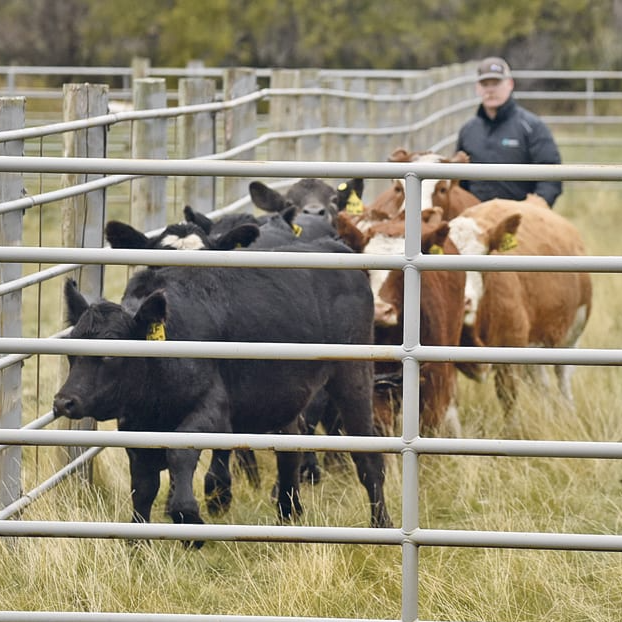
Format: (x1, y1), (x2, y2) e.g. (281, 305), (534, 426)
(447, 197), (592, 418)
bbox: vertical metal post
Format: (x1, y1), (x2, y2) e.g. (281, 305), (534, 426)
(586, 77), (595, 162)
(401, 172), (422, 622)
(0, 96), (25, 512)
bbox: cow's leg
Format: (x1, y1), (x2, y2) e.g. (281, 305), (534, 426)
(319, 396), (350, 472)
(166, 447), (203, 523)
(165, 446), (205, 549)
(299, 391), (327, 483)
(126, 448), (164, 524)
(328, 362), (392, 528)
(275, 450), (303, 522)
(205, 449), (233, 515)
(555, 364), (575, 406)
(494, 363), (521, 424)
(274, 420), (303, 522)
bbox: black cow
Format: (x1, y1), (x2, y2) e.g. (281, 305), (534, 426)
(249, 178), (365, 235)
(53, 247), (391, 547)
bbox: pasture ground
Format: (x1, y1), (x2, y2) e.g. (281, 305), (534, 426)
(3, 154), (622, 619)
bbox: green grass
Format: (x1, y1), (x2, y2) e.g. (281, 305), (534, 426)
(5, 133), (622, 618)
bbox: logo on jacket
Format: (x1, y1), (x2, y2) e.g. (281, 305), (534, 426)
(501, 138), (520, 147)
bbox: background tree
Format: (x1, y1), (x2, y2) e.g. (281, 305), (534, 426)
(0, 0), (621, 71)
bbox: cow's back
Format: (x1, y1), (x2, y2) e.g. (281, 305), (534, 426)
(122, 263), (374, 432)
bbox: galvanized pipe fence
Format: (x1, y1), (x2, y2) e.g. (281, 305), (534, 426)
(0, 155), (622, 622)
(1, 65), (622, 621)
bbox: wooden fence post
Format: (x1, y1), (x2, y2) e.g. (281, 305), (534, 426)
(178, 77), (216, 213)
(0, 97), (25, 512)
(223, 68), (257, 209)
(321, 75), (347, 164)
(344, 77), (369, 165)
(296, 69), (322, 163)
(131, 78), (167, 232)
(56, 83), (109, 476)
(269, 69), (300, 162)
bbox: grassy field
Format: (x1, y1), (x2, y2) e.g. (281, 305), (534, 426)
(4, 137), (622, 619)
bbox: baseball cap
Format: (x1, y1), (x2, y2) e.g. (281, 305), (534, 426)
(477, 57), (512, 81)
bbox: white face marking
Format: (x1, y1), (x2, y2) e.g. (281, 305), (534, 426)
(160, 233), (206, 250)
(420, 179), (440, 210)
(448, 216), (488, 326)
(364, 234), (404, 307)
(463, 271), (484, 326)
(448, 216), (487, 255)
(390, 176), (442, 212)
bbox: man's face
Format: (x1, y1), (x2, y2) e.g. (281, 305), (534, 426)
(476, 77), (514, 116)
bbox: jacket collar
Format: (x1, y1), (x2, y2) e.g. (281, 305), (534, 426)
(477, 96), (517, 124)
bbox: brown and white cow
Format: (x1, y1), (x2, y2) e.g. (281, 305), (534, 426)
(379, 149), (479, 220)
(340, 207), (466, 435)
(447, 197), (592, 417)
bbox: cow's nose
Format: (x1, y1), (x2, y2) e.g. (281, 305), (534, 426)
(302, 205), (326, 217)
(53, 394), (77, 419)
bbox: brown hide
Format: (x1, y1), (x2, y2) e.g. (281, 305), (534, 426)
(452, 198), (592, 413)
(365, 148), (478, 223)
(366, 216), (466, 433)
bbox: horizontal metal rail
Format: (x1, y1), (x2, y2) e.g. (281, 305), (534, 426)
(0, 338), (621, 366)
(0, 430), (621, 460)
(0, 245), (621, 272)
(0, 616), (394, 622)
(3, 157), (622, 181)
(0, 520), (621, 554)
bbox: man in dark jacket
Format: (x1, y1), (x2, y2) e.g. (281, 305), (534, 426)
(456, 56), (562, 207)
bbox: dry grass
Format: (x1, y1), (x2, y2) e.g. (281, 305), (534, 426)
(5, 166), (622, 618)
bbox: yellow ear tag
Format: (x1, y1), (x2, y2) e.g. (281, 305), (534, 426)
(292, 223), (303, 237)
(146, 322), (166, 341)
(346, 190), (364, 215)
(429, 244), (444, 255)
(337, 182), (348, 191)
(499, 232), (518, 252)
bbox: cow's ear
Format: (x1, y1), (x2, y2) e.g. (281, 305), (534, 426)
(105, 221), (149, 249)
(422, 222), (450, 254)
(281, 205), (297, 227)
(64, 279), (90, 326)
(215, 223), (260, 249)
(351, 177), (364, 199)
(183, 205), (213, 235)
(489, 213), (521, 252)
(335, 212), (370, 252)
(422, 206), (443, 225)
(133, 291), (167, 340)
(249, 181), (287, 213)
(388, 148), (410, 162)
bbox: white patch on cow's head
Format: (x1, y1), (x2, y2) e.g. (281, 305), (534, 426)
(420, 178), (439, 210)
(447, 216), (486, 255)
(412, 153), (446, 211)
(160, 233), (206, 250)
(364, 234), (404, 312)
(463, 271), (484, 326)
(448, 216), (488, 326)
